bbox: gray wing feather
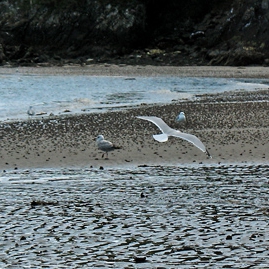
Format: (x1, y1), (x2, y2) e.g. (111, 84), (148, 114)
(98, 140), (114, 151)
(170, 131), (207, 153)
(137, 116), (174, 134)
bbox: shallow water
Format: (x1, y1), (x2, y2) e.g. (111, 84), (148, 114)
(1, 164), (269, 268)
(1, 73), (269, 121)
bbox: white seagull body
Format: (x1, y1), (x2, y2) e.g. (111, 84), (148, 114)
(176, 111), (186, 123)
(27, 106), (35, 117)
(137, 116), (211, 158)
(96, 135), (121, 158)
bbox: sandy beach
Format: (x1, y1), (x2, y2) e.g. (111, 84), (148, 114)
(1, 65), (269, 269)
(1, 65), (269, 170)
(2, 64), (269, 78)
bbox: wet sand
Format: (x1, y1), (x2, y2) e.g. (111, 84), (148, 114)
(1, 64), (269, 78)
(1, 165), (269, 268)
(1, 65), (269, 170)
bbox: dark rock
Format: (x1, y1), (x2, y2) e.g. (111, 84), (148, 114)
(0, 0), (269, 66)
(226, 235), (233, 240)
(134, 256), (147, 263)
(0, 44), (6, 63)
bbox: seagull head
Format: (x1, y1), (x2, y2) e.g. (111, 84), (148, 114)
(96, 135), (104, 142)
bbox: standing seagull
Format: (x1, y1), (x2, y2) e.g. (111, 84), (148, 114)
(137, 116), (211, 158)
(96, 135), (121, 159)
(176, 111), (186, 123)
(27, 106), (35, 117)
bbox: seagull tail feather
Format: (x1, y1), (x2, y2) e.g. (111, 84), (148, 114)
(113, 145), (121, 150)
(153, 133), (168, 142)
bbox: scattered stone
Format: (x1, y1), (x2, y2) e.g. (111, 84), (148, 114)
(226, 235), (233, 240)
(134, 256), (147, 263)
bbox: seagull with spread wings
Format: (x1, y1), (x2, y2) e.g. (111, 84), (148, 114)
(137, 116), (211, 158)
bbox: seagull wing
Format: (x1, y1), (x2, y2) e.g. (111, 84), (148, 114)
(169, 129), (209, 154)
(137, 116), (173, 134)
(98, 140), (113, 151)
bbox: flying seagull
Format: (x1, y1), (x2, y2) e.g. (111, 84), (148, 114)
(96, 135), (121, 159)
(176, 111), (186, 123)
(137, 116), (211, 158)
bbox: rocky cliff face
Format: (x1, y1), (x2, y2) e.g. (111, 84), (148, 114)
(1, 0), (269, 66)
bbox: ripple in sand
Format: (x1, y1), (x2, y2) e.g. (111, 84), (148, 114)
(0, 164), (269, 268)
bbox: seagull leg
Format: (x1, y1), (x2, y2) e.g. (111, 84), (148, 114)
(206, 149), (212, 158)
